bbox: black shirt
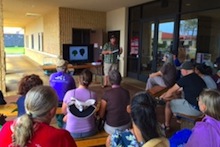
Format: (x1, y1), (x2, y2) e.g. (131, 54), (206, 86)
(177, 73), (206, 108)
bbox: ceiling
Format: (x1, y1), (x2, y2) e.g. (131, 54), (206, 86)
(3, 0), (154, 28)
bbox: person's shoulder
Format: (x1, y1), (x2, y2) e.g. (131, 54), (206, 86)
(40, 124), (76, 146)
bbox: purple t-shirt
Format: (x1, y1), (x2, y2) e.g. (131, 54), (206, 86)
(63, 88), (97, 133)
(49, 71), (76, 102)
(186, 115), (220, 147)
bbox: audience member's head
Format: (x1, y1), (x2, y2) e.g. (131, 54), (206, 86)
(179, 61), (194, 76)
(56, 59), (68, 72)
(198, 89), (220, 120)
(163, 52), (174, 65)
(109, 70), (122, 85)
(195, 64), (213, 76)
(130, 92), (159, 142)
(18, 74), (43, 96)
(79, 69), (93, 87)
(12, 85), (58, 146)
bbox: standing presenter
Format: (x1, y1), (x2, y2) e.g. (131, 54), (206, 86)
(102, 35), (122, 88)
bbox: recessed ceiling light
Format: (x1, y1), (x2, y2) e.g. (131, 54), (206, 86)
(25, 13), (41, 17)
(186, 3), (191, 6)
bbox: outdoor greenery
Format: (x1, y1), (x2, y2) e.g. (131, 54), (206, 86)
(4, 47), (25, 54)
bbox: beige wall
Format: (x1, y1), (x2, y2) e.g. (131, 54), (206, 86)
(25, 8), (60, 65)
(106, 7), (128, 77)
(25, 17), (43, 50)
(43, 8), (60, 55)
(0, 0), (5, 93)
(25, 8), (106, 65)
(59, 7), (106, 55)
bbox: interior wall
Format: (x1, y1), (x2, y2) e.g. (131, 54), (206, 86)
(25, 17), (43, 50)
(106, 7), (128, 77)
(0, 0), (5, 93)
(59, 7), (106, 55)
(25, 8), (60, 65)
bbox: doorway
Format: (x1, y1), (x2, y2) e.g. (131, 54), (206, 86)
(127, 19), (175, 82)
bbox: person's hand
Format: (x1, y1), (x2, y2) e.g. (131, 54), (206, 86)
(108, 50), (112, 54)
(149, 73), (155, 78)
(119, 47), (123, 54)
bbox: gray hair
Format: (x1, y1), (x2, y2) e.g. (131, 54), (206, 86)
(199, 89), (220, 120)
(164, 52), (174, 65)
(109, 70), (122, 85)
(12, 86), (58, 146)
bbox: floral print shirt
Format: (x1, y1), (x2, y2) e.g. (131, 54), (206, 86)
(110, 129), (144, 147)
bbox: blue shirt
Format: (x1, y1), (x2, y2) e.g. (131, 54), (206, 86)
(17, 95), (26, 117)
(49, 71), (76, 102)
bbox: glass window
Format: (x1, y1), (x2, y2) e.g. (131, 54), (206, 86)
(31, 34), (34, 49)
(129, 6), (141, 21)
(128, 22), (140, 73)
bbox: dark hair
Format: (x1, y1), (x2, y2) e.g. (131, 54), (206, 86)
(196, 64), (213, 75)
(18, 74), (43, 95)
(79, 69), (93, 87)
(109, 70), (122, 85)
(130, 92), (159, 142)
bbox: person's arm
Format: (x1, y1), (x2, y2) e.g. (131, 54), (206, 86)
(185, 124), (210, 147)
(106, 135), (111, 147)
(102, 43), (112, 55)
(149, 71), (163, 78)
(61, 103), (68, 115)
(119, 47), (123, 54)
(160, 84), (180, 100)
(62, 91), (71, 115)
(99, 99), (107, 118)
(102, 50), (112, 55)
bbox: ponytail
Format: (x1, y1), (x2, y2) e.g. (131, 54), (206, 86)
(12, 114), (33, 146)
(11, 85), (58, 146)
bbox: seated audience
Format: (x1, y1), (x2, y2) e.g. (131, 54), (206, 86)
(17, 74), (43, 117)
(106, 92), (169, 147)
(0, 90), (6, 105)
(195, 64), (217, 89)
(170, 89), (220, 147)
(50, 59), (76, 105)
(0, 86), (77, 147)
(185, 89), (220, 147)
(212, 57), (220, 90)
(62, 69), (97, 138)
(49, 59), (76, 128)
(99, 70), (131, 135)
(160, 61), (206, 130)
(146, 52), (176, 90)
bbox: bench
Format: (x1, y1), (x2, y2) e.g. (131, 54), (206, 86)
(175, 113), (204, 129)
(75, 130), (108, 147)
(0, 104), (62, 117)
(147, 86), (168, 98)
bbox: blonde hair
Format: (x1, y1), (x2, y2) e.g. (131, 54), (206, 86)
(199, 89), (220, 120)
(12, 85), (58, 147)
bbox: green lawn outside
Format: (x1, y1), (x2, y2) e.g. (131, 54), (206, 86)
(4, 47), (25, 54)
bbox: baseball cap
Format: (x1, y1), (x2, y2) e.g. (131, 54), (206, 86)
(110, 35), (116, 39)
(179, 61), (194, 70)
(56, 59), (67, 67)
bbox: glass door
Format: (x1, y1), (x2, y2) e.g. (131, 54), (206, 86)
(157, 20), (174, 69)
(138, 21), (155, 81)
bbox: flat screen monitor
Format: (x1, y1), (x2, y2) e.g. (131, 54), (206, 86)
(63, 44), (94, 64)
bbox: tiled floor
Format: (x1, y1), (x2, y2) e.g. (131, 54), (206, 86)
(4, 55), (180, 137)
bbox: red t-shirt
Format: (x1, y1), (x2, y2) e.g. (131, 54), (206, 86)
(0, 121), (77, 147)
